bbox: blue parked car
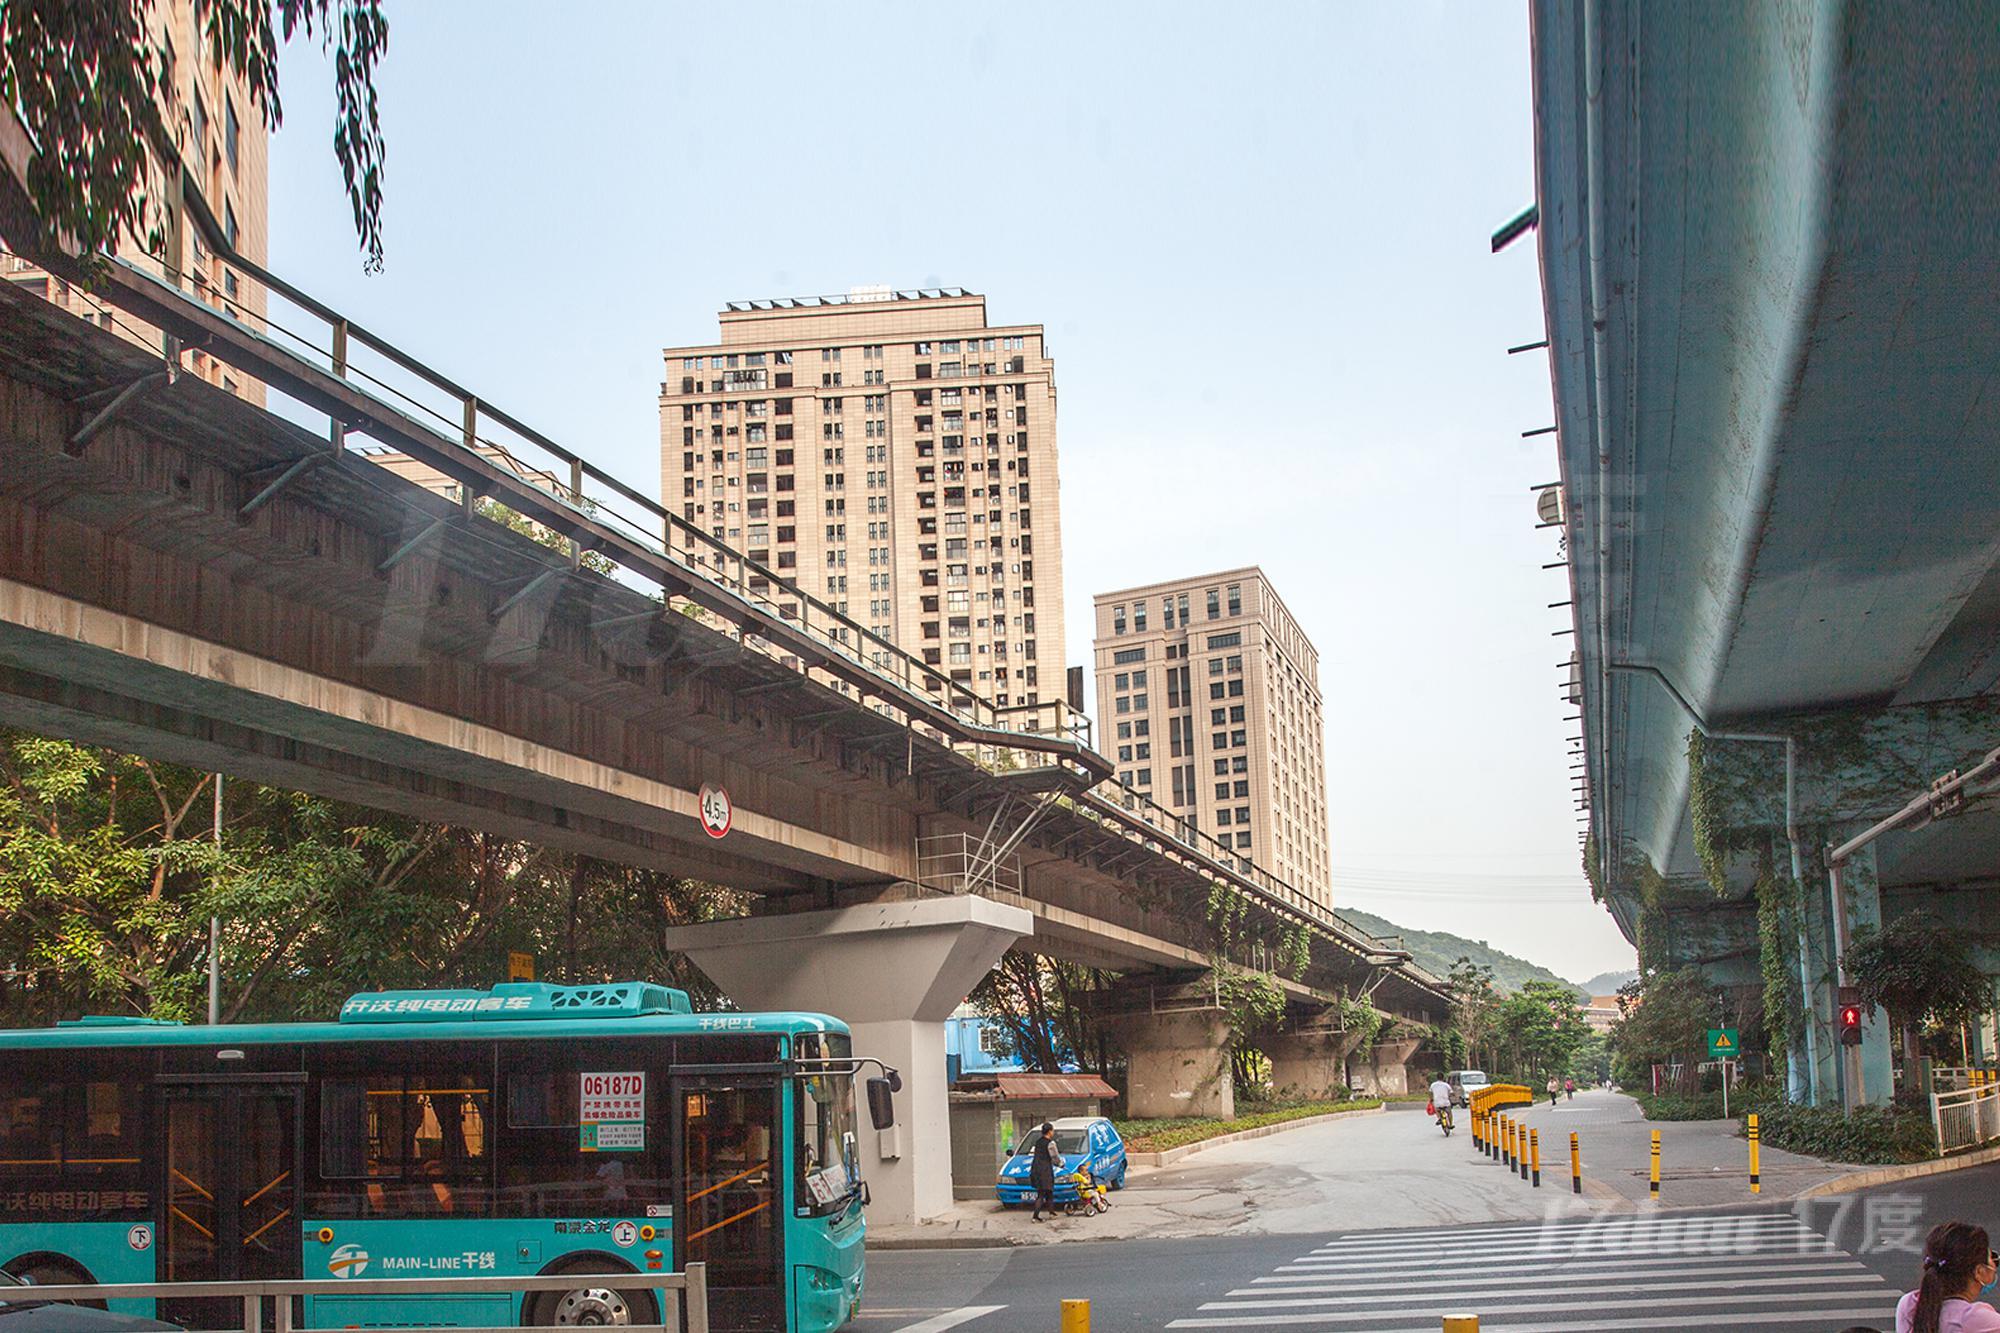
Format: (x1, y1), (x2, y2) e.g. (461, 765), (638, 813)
(995, 1116), (1128, 1205)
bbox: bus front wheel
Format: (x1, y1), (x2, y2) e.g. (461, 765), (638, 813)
(3, 1255), (106, 1310)
(525, 1261), (658, 1329)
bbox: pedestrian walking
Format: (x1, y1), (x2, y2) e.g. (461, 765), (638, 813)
(1896, 1221), (2000, 1332)
(1547, 1075), (1559, 1107)
(1565, 1076), (1575, 1100)
(1029, 1121), (1061, 1222)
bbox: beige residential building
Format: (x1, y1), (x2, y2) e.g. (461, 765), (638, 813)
(1092, 569), (1332, 904)
(659, 289), (1063, 706)
(0, 0), (268, 402)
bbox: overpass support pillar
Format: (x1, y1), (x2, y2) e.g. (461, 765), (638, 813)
(1105, 1010), (1236, 1120)
(1347, 1037), (1423, 1097)
(1830, 843), (1895, 1107)
(1265, 1030), (1365, 1100)
(661, 895), (1032, 1226)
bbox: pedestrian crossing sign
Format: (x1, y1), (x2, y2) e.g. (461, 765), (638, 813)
(1707, 1027), (1739, 1058)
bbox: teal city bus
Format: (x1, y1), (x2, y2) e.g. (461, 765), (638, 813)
(0, 981), (887, 1333)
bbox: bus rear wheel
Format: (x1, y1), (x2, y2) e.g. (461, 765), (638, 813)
(3, 1255), (106, 1310)
(525, 1264), (657, 1328)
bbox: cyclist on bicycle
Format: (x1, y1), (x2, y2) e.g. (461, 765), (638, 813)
(1429, 1074), (1455, 1135)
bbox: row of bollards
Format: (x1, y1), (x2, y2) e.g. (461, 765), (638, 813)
(1470, 1101), (1768, 1201)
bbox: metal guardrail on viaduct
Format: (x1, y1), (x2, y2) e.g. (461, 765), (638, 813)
(0, 127), (1445, 1019)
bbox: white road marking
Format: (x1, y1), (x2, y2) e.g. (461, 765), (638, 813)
(890, 1304), (1007, 1333)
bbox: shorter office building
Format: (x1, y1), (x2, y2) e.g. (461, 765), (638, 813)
(1092, 567), (1332, 904)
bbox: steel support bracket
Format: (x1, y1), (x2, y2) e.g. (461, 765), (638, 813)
(66, 371), (169, 455)
(238, 451), (334, 521)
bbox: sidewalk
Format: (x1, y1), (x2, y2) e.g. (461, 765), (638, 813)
(867, 1090), (1875, 1248)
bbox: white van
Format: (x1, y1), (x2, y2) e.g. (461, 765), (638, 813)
(1447, 1069), (1490, 1107)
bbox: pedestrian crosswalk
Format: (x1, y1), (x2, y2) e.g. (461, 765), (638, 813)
(1166, 1212), (1903, 1331)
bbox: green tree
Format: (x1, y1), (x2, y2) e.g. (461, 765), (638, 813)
(1445, 956), (1499, 1070)
(1, 0), (388, 268)
(970, 950), (1115, 1075)
(1492, 979), (1588, 1084)
(0, 729), (742, 1024)
(1848, 912), (1994, 1093)
(1609, 967), (1718, 1091)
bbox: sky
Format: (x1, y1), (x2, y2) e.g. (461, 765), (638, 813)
(266, 1), (1636, 983)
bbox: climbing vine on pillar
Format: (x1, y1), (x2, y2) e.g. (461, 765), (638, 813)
(1754, 846), (1803, 1064)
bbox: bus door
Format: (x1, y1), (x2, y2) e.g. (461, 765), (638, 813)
(673, 1074), (782, 1331)
(155, 1080), (303, 1330)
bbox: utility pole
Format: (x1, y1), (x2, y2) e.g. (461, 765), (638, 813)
(208, 773), (222, 1025)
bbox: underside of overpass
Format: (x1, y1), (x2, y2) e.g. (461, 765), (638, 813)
(1535, 0), (2000, 1103)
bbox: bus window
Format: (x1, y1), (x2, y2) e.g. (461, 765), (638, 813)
(794, 1036), (858, 1214)
(0, 1076), (147, 1220)
(313, 1071), (488, 1217)
(0, 1082), (59, 1175)
(495, 1057), (668, 1217)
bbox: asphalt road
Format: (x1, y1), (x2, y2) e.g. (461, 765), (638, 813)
(856, 1159), (2000, 1333)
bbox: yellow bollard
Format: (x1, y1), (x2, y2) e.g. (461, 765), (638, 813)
(1748, 1113), (1761, 1194)
(1442, 1318), (1480, 1333)
(1531, 1129), (1542, 1188)
(1503, 1116), (1514, 1169)
(1062, 1299), (1090, 1333)
(1649, 1128), (1661, 1201)
(1570, 1130), (1581, 1195)
(1518, 1122), (1530, 1181)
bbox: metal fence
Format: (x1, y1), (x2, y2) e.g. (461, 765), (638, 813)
(5, 1268), (706, 1333)
(1931, 1083), (2000, 1156)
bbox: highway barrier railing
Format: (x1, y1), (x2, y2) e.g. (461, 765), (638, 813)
(1931, 1081), (2000, 1155)
(2, 1268), (707, 1333)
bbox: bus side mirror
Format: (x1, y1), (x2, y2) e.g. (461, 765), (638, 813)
(866, 1075), (896, 1130)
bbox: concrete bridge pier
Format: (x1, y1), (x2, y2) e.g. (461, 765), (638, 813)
(1264, 1028), (1366, 1100)
(660, 894), (1031, 1226)
(1104, 1009), (1236, 1120)
(1347, 1037), (1423, 1097)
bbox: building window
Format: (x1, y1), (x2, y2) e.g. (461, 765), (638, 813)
(1207, 632), (1242, 650)
(1112, 604), (1126, 635)
(1112, 647), (1146, 665)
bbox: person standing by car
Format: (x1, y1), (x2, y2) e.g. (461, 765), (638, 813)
(1029, 1121), (1061, 1221)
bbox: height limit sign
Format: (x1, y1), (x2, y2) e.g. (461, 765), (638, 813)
(580, 1070), (646, 1152)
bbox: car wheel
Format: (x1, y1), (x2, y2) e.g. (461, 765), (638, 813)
(524, 1263), (657, 1328)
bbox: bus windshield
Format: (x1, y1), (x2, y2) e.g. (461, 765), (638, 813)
(794, 1033), (858, 1213)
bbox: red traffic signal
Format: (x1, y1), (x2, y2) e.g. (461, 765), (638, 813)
(1839, 1004), (1864, 1046)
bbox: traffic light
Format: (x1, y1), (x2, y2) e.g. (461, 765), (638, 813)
(1839, 1004), (1864, 1046)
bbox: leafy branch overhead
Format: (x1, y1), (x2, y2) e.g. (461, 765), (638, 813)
(0, 0), (387, 269)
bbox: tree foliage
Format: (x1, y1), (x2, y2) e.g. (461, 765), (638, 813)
(1490, 979), (1589, 1083)
(0, 729), (741, 1025)
(1849, 911), (1993, 1090)
(0, 0), (388, 268)
(1609, 967), (1720, 1090)
(1445, 955), (1499, 1069)
(969, 951), (1117, 1076)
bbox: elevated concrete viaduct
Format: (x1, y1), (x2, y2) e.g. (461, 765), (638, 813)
(1534, 1), (2000, 1105)
(0, 160), (1447, 1220)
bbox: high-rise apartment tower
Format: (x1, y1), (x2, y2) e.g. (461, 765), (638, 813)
(660, 289), (1063, 706)
(1092, 568), (1331, 903)
(0, 0), (268, 402)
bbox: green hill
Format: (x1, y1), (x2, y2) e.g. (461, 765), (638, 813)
(1337, 907), (1589, 998)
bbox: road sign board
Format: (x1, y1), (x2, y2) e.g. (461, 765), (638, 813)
(507, 951), (534, 981)
(1706, 1027), (1739, 1059)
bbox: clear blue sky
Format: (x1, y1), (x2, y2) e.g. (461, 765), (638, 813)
(269, 1), (1636, 983)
